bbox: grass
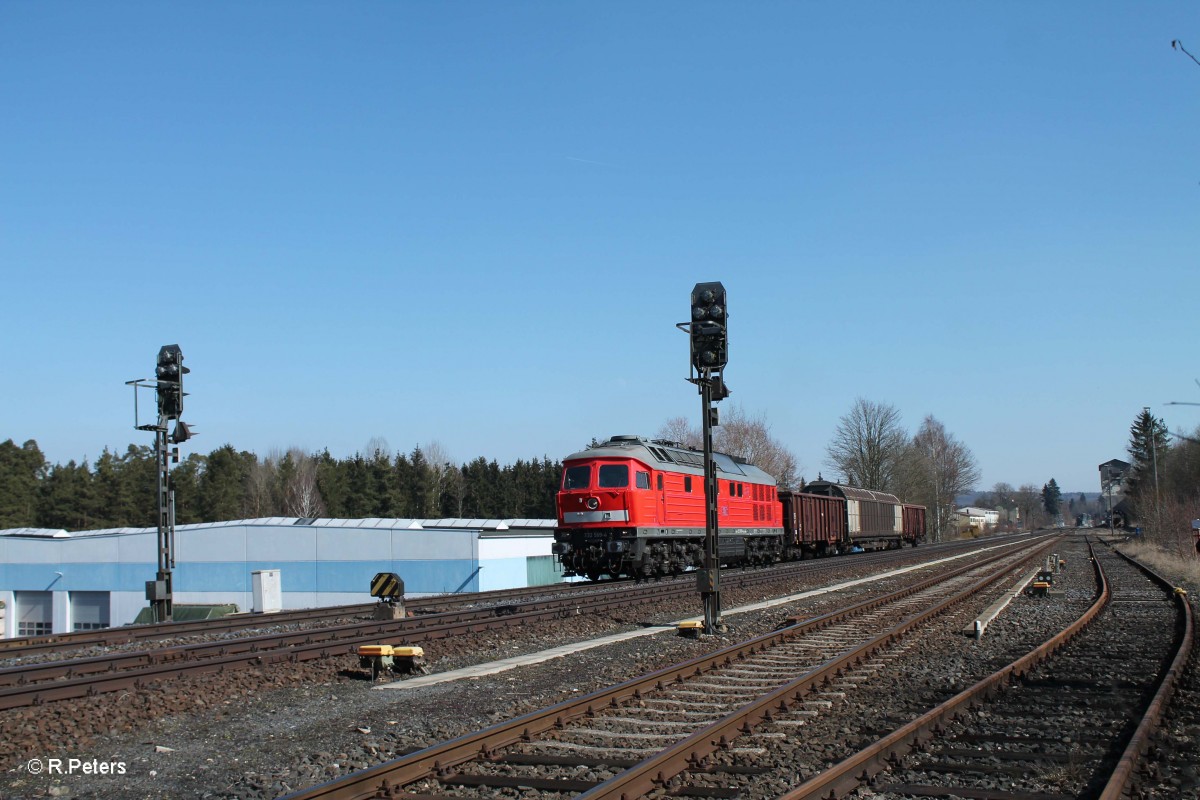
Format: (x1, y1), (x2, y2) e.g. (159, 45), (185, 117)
(1115, 539), (1200, 597)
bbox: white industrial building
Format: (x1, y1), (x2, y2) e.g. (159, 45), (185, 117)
(0, 517), (557, 637)
(954, 506), (1000, 533)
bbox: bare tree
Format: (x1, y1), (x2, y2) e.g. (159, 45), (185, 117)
(364, 436), (391, 459)
(656, 416), (700, 449)
(421, 440), (455, 518)
(898, 415), (981, 542)
(825, 398), (908, 491)
(243, 457), (277, 518)
(657, 406), (801, 490)
(989, 481), (1018, 528)
(1014, 484), (1045, 531)
(282, 448), (325, 518)
(714, 406), (800, 490)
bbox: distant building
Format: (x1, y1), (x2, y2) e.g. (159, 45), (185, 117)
(1098, 458), (1133, 526)
(1098, 458), (1131, 499)
(954, 506), (999, 534)
(0, 517), (557, 637)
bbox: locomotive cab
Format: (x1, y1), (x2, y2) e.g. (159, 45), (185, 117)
(555, 454), (655, 580)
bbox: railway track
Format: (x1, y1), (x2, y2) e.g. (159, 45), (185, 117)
(277, 538), (1052, 800)
(771, 540), (1193, 800)
(0, 535), (1034, 665)
(0, 581), (618, 659)
(2, 546), (986, 711)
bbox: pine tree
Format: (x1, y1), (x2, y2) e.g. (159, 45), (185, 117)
(1041, 478), (1061, 518)
(1127, 409), (1169, 503)
(0, 439), (46, 528)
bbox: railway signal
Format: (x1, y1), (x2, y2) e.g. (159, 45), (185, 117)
(127, 344), (197, 623)
(155, 344), (189, 420)
(683, 281), (730, 635)
(689, 282), (728, 371)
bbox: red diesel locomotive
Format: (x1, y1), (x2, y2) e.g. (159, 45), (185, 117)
(553, 435), (926, 579)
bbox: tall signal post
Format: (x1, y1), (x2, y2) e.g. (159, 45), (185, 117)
(127, 345), (194, 622)
(681, 282), (729, 635)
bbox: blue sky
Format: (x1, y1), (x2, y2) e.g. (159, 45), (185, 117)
(2, 3), (1196, 495)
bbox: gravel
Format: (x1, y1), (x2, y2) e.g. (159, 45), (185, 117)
(0, 541), (1063, 800)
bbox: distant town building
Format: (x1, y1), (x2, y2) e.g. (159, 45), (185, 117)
(1098, 458), (1133, 527)
(954, 506), (999, 534)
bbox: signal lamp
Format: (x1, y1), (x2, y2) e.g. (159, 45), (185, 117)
(690, 282), (728, 371)
(155, 344), (189, 420)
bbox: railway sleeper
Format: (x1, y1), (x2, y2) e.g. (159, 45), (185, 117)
(490, 752), (639, 769)
(884, 784), (1074, 800)
(439, 773), (605, 792)
(936, 747), (1099, 764)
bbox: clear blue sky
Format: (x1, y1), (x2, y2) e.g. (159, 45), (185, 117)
(2, 3), (1196, 495)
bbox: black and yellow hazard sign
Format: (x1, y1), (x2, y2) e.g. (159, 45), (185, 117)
(370, 572), (405, 599)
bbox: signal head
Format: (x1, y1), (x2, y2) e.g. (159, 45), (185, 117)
(155, 344), (187, 420)
(689, 282), (728, 372)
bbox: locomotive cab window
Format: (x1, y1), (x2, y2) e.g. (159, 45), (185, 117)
(563, 466), (591, 490)
(684, 475), (693, 493)
(657, 474), (663, 490)
(636, 471), (650, 489)
(598, 464), (629, 488)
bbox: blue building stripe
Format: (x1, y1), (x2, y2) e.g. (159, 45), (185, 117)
(3, 560), (480, 595)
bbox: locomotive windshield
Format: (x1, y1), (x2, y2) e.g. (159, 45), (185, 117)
(563, 465), (591, 489)
(598, 464), (629, 488)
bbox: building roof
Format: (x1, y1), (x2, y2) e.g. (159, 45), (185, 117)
(957, 507), (999, 516)
(0, 518), (556, 539)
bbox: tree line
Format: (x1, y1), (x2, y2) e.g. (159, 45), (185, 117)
(822, 398), (981, 542)
(0, 439), (562, 531)
(1120, 406), (1200, 557)
(972, 478), (1085, 531)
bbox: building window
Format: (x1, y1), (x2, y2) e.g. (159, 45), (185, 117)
(18, 622), (52, 637)
(73, 622), (107, 631)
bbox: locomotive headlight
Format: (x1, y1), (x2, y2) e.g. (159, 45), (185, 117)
(586, 498), (599, 510)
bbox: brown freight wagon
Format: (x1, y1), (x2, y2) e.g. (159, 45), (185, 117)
(798, 480), (923, 551)
(902, 503), (926, 545)
(779, 490), (848, 557)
